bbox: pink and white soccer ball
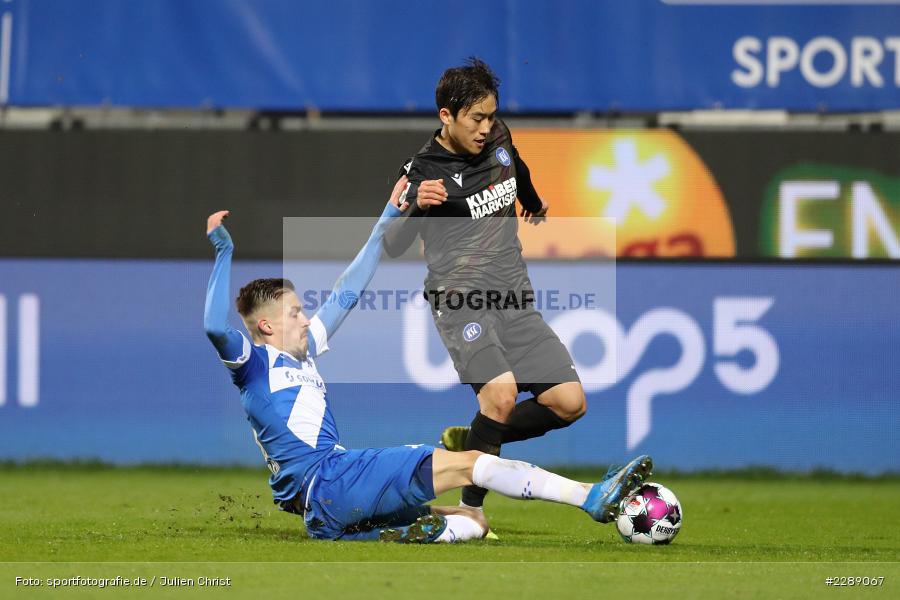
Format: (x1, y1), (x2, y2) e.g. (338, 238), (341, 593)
(616, 482), (683, 545)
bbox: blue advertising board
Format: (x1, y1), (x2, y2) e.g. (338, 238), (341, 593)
(2, 0), (899, 111)
(0, 259), (896, 473)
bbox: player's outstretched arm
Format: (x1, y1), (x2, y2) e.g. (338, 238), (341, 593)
(313, 177), (410, 349)
(203, 210), (249, 363)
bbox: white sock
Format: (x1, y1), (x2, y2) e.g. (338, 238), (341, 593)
(471, 454), (589, 507)
(435, 515), (485, 543)
(458, 501), (484, 511)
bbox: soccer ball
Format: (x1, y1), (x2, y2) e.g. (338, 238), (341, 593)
(616, 482), (682, 545)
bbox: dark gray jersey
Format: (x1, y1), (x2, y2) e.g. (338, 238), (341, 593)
(384, 119), (543, 297)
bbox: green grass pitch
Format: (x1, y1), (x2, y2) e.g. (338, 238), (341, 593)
(1, 464), (898, 599)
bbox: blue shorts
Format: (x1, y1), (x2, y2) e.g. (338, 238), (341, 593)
(302, 444), (436, 541)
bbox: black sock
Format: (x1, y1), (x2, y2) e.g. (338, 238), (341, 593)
(502, 397), (572, 444)
(461, 412), (508, 508)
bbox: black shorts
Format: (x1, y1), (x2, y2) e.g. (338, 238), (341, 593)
(431, 303), (580, 397)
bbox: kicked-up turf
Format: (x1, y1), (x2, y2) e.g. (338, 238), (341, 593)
(1, 464), (898, 599)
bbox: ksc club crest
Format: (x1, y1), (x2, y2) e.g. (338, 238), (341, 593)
(513, 130), (735, 258)
(496, 147), (511, 166)
(463, 322), (482, 342)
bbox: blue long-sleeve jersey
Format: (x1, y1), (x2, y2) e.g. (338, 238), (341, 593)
(204, 203), (401, 504)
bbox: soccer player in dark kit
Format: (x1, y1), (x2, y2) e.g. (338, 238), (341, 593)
(383, 59), (626, 517)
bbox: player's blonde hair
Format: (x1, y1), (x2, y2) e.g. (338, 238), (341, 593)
(236, 278), (295, 318)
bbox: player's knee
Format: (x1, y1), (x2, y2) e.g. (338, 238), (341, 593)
(567, 393), (587, 422)
(550, 385), (587, 422)
(478, 384), (518, 421)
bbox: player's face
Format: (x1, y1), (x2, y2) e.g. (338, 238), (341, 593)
(442, 95), (497, 155)
(273, 291), (310, 360)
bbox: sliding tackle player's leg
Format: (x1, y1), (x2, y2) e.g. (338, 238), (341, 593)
(429, 448), (653, 527)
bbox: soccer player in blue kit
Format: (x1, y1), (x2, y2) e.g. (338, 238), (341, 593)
(203, 176), (653, 543)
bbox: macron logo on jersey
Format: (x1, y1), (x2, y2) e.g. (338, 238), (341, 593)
(465, 177), (517, 219)
(451, 173), (463, 187)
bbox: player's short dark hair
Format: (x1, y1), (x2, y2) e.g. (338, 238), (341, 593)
(236, 278), (295, 317)
(435, 57), (500, 117)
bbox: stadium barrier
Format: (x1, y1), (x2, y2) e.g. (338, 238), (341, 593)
(4, 0), (900, 111)
(2, 128), (897, 260)
(0, 259), (895, 473)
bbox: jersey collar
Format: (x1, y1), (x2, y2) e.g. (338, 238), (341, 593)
(264, 344), (306, 369)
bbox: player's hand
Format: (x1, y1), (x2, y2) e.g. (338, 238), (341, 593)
(390, 175), (412, 211)
(521, 199), (549, 224)
(206, 210), (230, 234)
(416, 179), (448, 210)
